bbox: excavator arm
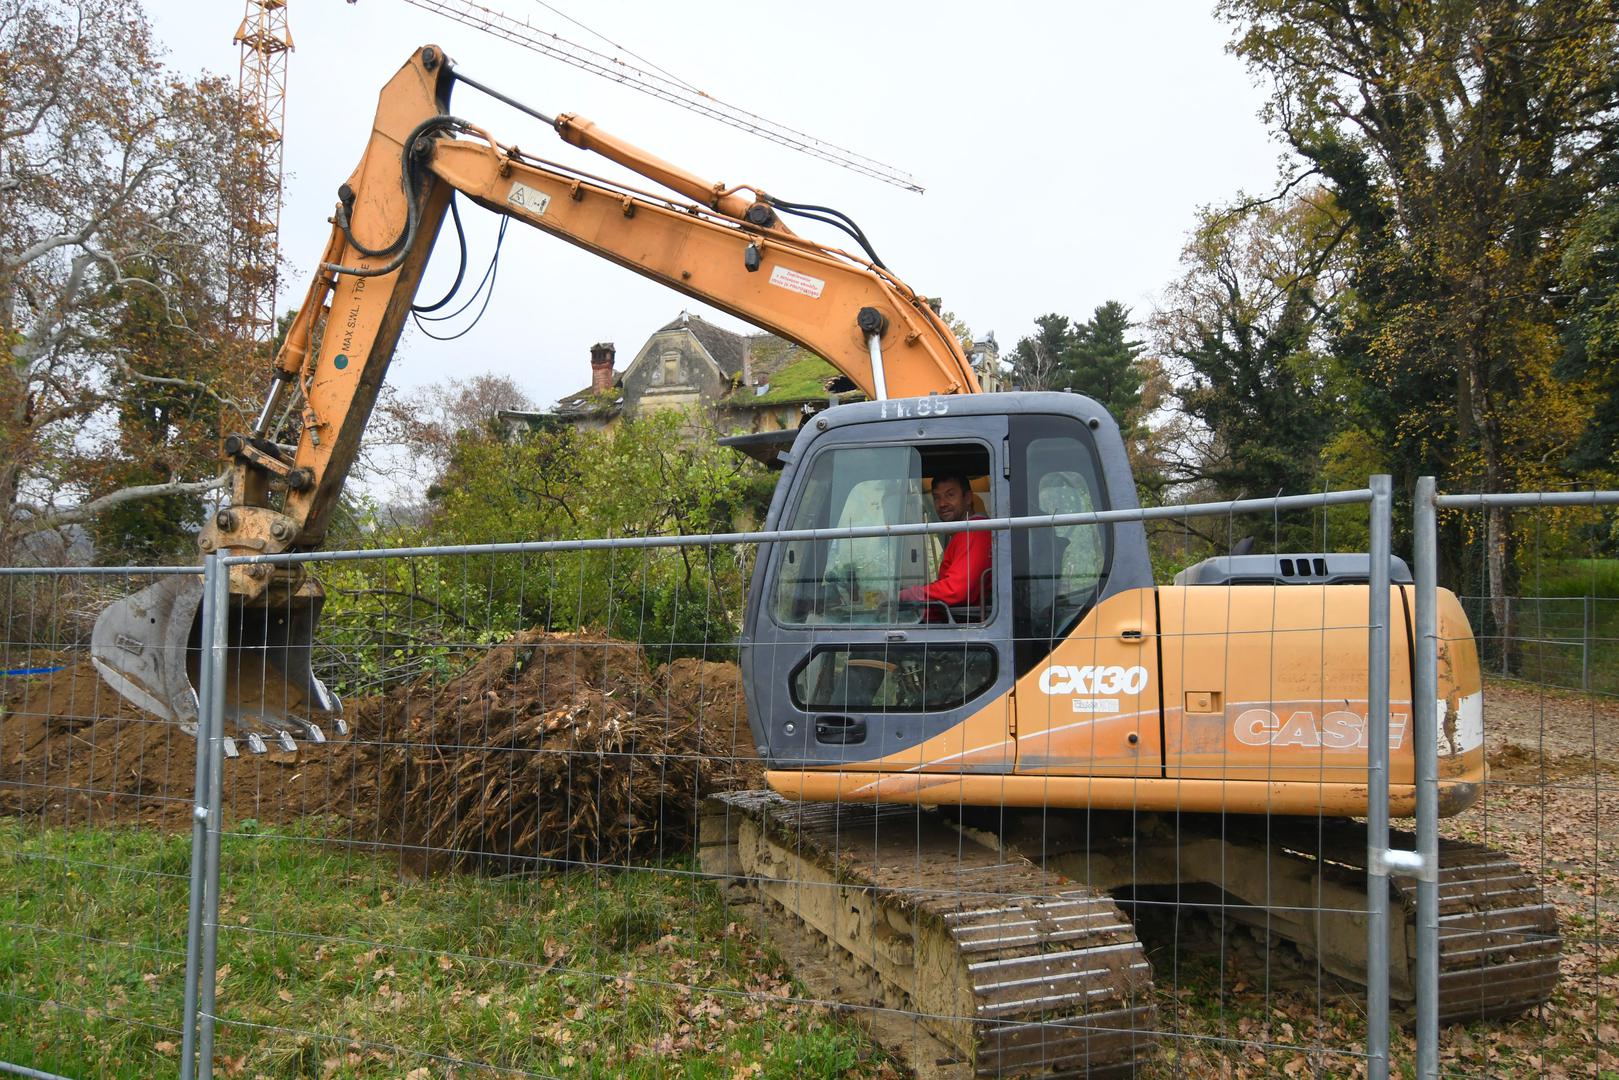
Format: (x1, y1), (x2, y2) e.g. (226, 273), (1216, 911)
(237, 44), (976, 563)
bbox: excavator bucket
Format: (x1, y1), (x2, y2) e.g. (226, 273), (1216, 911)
(90, 576), (346, 756)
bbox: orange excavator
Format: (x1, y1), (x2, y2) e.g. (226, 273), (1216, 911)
(90, 47), (1558, 1075)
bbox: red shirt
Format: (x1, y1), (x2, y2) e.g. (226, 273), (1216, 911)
(898, 515), (991, 607)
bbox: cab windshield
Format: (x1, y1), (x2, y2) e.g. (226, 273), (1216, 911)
(771, 442), (990, 626)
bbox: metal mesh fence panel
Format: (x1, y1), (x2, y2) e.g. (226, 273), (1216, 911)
(1420, 489), (1619, 1079)
(0, 567), (200, 1078)
(20, 480), (1584, 1076)
(164, 486), (1437, 1079)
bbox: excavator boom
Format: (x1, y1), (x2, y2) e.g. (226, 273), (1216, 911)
(92, 44), (975, 746)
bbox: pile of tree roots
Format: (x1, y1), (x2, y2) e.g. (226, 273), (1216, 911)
(362, 630), (761, 872)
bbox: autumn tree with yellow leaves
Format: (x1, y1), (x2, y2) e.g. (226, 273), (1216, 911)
(0, 0), (274, 561)
(1209, 0), (1618, 647)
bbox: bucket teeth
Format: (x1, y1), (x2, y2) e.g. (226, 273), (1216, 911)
(274, 730), (297, 753)
(222, 737), (240, 760)
(245, 733), (268, 755)
(333, 718), (349, 737)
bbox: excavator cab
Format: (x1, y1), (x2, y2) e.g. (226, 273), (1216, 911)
(742, 392), (1154, 771)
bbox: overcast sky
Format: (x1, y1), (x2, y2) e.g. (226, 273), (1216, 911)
(142, 0), (1284, 409)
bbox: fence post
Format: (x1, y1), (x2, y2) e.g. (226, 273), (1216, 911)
(1366, 474), (1393, 1080)
(180, 555), (219, 1080)
(1584, 594), (1592, 693)
(196, 559), (231, 1080)
(1412, 477), (1440, 1078)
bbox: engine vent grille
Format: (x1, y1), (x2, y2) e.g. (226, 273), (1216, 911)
(1172, 553), (1413, 586)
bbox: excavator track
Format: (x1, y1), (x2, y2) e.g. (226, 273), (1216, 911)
(1421, 837), (1562, 1022)
(1329, 825), (1562, 1023)
(701, 791), (1157, 1078)
(1048, 815), (1560, 1026)
(1253, 821), (1561, 1023)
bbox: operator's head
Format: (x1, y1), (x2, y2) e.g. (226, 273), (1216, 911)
(932, 474), (973, 523)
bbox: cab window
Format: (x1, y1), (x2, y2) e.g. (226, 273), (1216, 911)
(1012, 419), (1110, 672)
(791, 644), (998, 712)
(772, 442), (990, 626)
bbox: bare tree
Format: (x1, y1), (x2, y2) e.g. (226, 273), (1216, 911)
(368, 373), (538, 491)
(0, 0), (273, 558)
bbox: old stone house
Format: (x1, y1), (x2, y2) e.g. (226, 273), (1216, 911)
(531, 312), (860, 435)
(500, 311), (1004, 438)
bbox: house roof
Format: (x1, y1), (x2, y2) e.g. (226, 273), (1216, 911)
(653, 313), (854, 403)
(551, 379), (623, 419)
(657, 313), (747, 379)
(540, 312), (867, 420)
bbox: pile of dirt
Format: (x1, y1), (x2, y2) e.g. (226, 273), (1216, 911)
(0, 658), (362, 827)
(2, 632), (762, 851)
(359, 630), (761, 871)
(663, 655), (756, 759)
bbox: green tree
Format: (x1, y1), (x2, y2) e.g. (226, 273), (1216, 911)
(1008, 314), (1073, 392)
(1066, 302), (1146, 435)
(1558, 153), (1619, 479)
(1010, 306), (1148, 427)
(1220, 0), (1619, 646)
(326, 410), (771, 668)
(0, 0), (273, 561)
(939, 309), (975, 358)
(88, 264), (218, 561)
(1155, 193), (1351, 529)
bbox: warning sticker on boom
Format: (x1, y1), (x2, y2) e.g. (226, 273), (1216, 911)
(769, 266), (825, 299)
(506, 182), (551, 216)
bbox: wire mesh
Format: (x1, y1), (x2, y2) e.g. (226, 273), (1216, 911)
(1424, 489), (1619, 1078)
(0, 567), (200, 1077)
(0, 474), (1603, 1080)
(159, 486), (1424, 1079)
(19, 480), (1590, 1076)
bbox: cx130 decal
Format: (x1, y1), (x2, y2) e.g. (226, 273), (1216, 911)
(1038, 665), (1150, 696)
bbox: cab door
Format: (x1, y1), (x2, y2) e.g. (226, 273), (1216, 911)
(1006, 413), (1162, 777)
(744, 414), (1016, 774)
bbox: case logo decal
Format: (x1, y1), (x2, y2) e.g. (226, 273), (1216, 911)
(1233, 707), (1407, 750)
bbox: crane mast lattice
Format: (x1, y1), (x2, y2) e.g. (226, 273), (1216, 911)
(232, 0), (293, 343)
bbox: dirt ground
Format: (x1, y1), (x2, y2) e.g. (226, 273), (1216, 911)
(0, 635), (760, 838)
(0, 654), (365, 828)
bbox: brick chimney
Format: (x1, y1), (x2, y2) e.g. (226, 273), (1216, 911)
(589, 342), (616, 393)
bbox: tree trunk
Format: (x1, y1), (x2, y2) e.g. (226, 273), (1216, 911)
(1486, 503), (1513, 677)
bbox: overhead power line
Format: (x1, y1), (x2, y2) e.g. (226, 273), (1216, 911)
(399, 0), (925, 193)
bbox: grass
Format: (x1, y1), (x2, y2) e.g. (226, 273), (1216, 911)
(1462, 558), (1619, 693)
(3, 810), (1614, 1079)
(0, 818), (893, 1079)
(1533, 557), (1619, 599)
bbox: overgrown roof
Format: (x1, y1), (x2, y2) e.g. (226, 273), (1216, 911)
(742, 355), (858, 405)
(542, 313), (865, 419)
(552, 381), (623, 418)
